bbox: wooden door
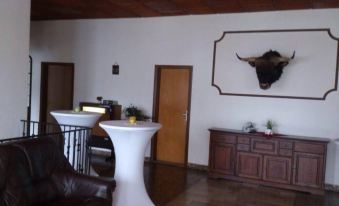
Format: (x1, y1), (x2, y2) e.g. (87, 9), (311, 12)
(40, 63), (74, 128)
(152, 65), (192, 165)
(263, 156), (291, 184)
(209, 143), (235, 175)
(293, 152), (324, 188)
(237, 152), (263, 179)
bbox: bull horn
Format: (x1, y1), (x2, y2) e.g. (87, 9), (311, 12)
(277, 51), (296, 62)
(290, 51), (296, 59)
(236, 53), (256, 62)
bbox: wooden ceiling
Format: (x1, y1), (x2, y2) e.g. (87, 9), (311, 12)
(31, 0), (339, 21)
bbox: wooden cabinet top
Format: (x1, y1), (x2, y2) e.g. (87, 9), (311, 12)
(209, 127), (331, 143)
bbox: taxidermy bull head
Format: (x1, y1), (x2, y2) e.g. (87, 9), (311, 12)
(236, 50), (295, 90)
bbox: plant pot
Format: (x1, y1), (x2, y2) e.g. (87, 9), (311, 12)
(264, 129), (273, 136)
(128, 116), (137, 124)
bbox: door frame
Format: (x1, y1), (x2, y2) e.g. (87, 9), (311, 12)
(151, 65), (193, 167)
(39, 62), (74, 123)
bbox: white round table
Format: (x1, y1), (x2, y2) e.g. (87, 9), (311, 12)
(50, 110), (102, 172)
(99, 120), (161, 206)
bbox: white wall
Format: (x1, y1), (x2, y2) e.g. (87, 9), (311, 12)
(30, 9), (339, 185)
(0, 0), (31, 138)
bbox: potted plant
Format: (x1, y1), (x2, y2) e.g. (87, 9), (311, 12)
(264, 120), (274, 136)
(123, 105), (142, 124)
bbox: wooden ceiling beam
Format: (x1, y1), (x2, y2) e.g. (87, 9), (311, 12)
(30, 0), (339, 20)
(113, 0), (162, 17)
(203, 0), (243, 13)
(142, 0), (184, 15)
(170, 0), (214, 14)
(313, 0), (339, 8)
(273, 0), (313, 10)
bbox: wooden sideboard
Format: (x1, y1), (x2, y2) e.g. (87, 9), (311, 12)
(208, 128), (330, 195)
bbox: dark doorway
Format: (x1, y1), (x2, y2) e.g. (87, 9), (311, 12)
(39, 62), (74, 127)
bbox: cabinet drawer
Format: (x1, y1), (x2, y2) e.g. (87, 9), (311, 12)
(294, 142), (325, 154)
(251, 139), (278, 155)
(279, 149), (293, 157)
(238, 136), (250, 144)
(211, 133), (236, 144)
(280, 141), (293, 149)
(237, 144), (250, 152)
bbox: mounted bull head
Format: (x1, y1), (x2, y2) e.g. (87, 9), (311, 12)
(236, 50), (295, 90)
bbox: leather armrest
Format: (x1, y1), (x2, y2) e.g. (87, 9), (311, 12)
(52, 172), (115, 200)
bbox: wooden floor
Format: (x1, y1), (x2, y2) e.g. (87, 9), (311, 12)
(91, 155), (339, 206)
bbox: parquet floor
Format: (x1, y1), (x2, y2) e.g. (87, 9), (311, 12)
(166, 178), (339, 206)
(91, 155), (339, 206)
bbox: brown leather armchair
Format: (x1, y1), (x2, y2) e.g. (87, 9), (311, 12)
(0, 137), (115, 206)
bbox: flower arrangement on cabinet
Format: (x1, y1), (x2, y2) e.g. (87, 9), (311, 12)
(264, 120), (275, 136)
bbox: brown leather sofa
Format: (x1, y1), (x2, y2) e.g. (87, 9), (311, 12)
(0, 137), (115, 206)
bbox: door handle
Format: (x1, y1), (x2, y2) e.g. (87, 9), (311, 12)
(182, 110), (188, 121)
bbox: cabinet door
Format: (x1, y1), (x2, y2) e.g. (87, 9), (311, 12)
(263, 156), (291, 184)
(236, 152), (262, 179)
(293, 152), (324, 188)
(209, 143), (235, 175)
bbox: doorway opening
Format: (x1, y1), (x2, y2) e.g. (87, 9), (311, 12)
(39, 62), (74, 131)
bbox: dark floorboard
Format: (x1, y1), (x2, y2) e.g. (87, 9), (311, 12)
(91, 154), (339, 206)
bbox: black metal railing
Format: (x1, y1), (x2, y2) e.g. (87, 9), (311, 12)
(0, 120), (91, 175)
